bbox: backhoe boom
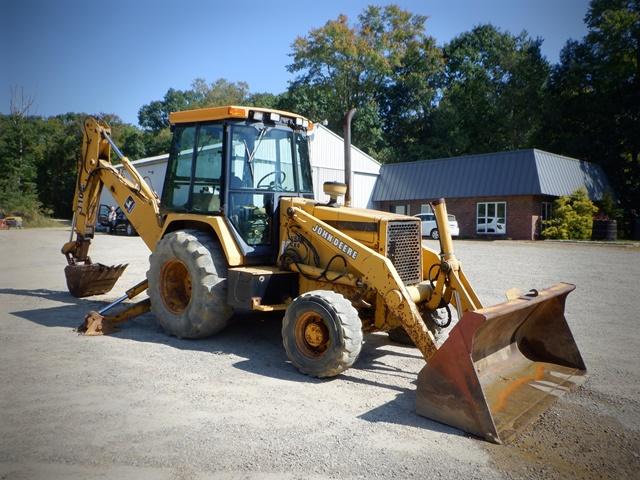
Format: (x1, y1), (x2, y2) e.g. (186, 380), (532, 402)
(61, 117), (163, 297)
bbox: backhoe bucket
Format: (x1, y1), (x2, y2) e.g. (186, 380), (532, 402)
(64, 263), (127, 298)
(416, 283), (586, 444)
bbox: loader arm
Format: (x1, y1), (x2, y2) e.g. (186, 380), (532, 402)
(281, 197), (489, 362)
(61, 117), (163, 297)
(282, 204), (445, 360)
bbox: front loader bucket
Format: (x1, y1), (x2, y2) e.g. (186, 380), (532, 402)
(416, 283), (586, 444)
(64, 263), (127, 298)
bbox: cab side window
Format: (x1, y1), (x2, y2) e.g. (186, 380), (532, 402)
(163, 126), (196, 210)
(191, 125), (223, 213)
(162, 124), (223, 213)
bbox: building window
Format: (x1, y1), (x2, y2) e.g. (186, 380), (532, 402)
(541, 202), (553, 221)
(420, 203), (433, 213)
(391, 204), (409, 215)
(477, 202), (506, 234)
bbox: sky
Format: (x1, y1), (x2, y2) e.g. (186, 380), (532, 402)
(1, 0), (591, 126)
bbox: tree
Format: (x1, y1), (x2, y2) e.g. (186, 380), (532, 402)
(542, 188), (598, 239)
(540, 0), (639, 234)
(137, 100), (167, 132)
(36, 113), (84, 218)
(286, 5), (443, 159)
(247, 92), (279, 109)
(138, 88), (199, 132)
(0, 88), (42, 217)
(426, 24), (550, 158)
(142, 128), (172, 157)
(138, 78), (251, 133)
(191, 78), (250, 106)
(137, 78), (255, 157)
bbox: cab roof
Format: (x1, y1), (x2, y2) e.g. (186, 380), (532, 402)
(169, 105), (313, 130)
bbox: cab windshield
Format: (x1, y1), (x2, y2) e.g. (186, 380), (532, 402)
(230, 123), (312, 192)
(227, 122), (312, 246)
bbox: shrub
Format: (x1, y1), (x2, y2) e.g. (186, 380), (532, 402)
(542, 188), (598, 240)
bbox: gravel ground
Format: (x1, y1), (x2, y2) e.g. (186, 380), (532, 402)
(0, 228), (638, 479)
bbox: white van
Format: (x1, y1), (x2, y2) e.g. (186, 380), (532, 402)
(414, 213), (460, 239)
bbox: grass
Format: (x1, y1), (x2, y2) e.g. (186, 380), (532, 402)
(24, 214), (64, 228)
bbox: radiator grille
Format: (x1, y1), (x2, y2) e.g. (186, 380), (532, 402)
(386, 220), (422, 286)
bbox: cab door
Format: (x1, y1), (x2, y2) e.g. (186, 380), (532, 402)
(161, 123), (224, 215)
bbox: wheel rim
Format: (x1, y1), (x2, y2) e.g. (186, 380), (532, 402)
(432, 230), (439, 239)
(160, 259), (192, 314)
(295, 311), (330, 358)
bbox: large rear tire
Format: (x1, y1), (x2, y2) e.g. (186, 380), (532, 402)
(147, 229), (232, 339)
(282, 290), (362, 378)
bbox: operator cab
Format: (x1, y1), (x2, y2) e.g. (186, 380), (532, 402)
(161, 106), (314, 262)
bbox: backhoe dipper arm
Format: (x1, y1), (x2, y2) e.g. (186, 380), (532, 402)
(282, 205), (440, 361)
(62, 117), (163, 265)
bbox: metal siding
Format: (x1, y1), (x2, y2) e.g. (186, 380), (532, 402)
(310, 125), (381, 174)
(353, 172), (379, 208)
(140, 161), (167, 198)
(313, 166), (345, 203)
(310, 127), (344, 170)
(313, 167), (379, 209)
(310, 125), (380, 207)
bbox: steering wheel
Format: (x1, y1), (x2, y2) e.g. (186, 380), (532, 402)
(257, 171), (286, 189)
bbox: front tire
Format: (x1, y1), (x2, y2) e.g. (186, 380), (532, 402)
(282, 290), (362, 378)
(147, 229), (232, 339)
(430, 229), (440, 240)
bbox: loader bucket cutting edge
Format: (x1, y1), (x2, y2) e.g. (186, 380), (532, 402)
(416, 282), (586, 444)
(64, 263), (128, 298)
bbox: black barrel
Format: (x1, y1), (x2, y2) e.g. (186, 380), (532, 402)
(592, 220), (617, 241)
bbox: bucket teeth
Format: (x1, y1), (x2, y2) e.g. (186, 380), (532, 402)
(64, 263), (128, 298)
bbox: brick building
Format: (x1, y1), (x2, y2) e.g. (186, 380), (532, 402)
(371, 149), (612, 240)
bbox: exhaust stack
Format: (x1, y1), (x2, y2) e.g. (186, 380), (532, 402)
(342, 109), (356, 207)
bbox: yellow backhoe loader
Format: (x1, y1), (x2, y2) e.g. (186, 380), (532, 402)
(62, 106), (586, 443)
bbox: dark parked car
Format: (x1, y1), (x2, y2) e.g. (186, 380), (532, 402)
(97, 204), (137, 236)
